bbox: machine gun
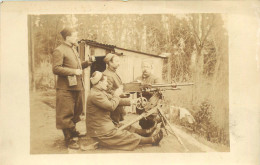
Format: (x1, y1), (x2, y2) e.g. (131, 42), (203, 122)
(122, 81), (194, 151)
(123, 82), (194, 111)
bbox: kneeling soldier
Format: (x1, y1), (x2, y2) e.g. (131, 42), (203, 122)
(86, 71), (164, 151)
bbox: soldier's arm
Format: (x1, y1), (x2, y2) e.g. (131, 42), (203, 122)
(106, 76), (115, 94)
(81, 61), (92, 69)
(118, 98), (131, 106)
(52, 49), (77, 76)
(92, 93), (120, 111)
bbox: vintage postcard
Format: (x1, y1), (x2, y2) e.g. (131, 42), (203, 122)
(0, 1), (259, 165)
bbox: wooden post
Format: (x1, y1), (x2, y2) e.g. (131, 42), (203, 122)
(84, 45), (91, 115)
(78, 41), (86, 115)
(132, 65), (136, 113)
(167, 55), (172, 83)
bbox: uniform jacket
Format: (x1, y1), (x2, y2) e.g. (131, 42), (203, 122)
(135, 74), (161, 84)
(52, 42), (91, 90)
(103, 67), (122, 94)
(86, 86), (131, 137)
(135, 73), (162, 103)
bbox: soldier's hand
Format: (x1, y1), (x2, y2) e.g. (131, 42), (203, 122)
(87, 61), (93, 65)
(114, 87), (123, 97)
(75, 69), (82, 75)
(90, 56), (96, 62)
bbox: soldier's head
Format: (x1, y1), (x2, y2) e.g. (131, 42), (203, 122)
(104, 53), (120, 70)
(60, 27), (78, 45)
(90, 71), (108, 90)
(141, 59), (153, 77)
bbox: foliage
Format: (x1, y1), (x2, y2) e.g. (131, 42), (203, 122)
(192, 100), (229, 145)
(35, 61), (55, 90)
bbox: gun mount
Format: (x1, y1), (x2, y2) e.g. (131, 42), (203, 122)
(123, 82), (194, 151)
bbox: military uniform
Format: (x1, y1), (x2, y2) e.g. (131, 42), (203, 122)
(135, 74), (161, 129)
(86, 86), (142, 151)
(135, 74), (161, 85)
(52, 41), (91, 130)
(103, 67), (126, 124)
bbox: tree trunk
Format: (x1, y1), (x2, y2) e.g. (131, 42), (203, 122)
(28, 16), (36, 92)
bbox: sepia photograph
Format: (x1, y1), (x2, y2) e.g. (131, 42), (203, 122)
(28, 14), (229, 154)
(1, 1), (260, 165)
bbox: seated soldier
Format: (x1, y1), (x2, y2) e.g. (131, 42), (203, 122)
(86, 71), (163, 151)
(136, 59), (161, 85)
(135, 59), (162, 130)
(103, 53), (126, 125)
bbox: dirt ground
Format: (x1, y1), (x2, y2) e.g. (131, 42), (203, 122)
(30, 90), (228, 154)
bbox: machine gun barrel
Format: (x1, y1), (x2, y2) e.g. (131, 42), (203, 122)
(144, 87), (181, 92)
(150, 83), (194, 88)
(123, 82), (194, 93)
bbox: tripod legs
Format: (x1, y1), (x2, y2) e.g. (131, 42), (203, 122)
(157, 107), (189, 152)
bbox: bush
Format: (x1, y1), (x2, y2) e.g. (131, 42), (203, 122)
(35, 60), (55, 90)
(190, 100), (229, 145)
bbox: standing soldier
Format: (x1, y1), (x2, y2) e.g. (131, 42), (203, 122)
(52, 27), (92, 149)
(103, 53), (126, 125)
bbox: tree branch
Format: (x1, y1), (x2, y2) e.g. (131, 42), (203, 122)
(201, 15), (216, 48)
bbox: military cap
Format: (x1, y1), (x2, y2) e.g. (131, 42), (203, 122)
(104, 53), (116, 64)
(60, 27), (76, 40)
(90, 71), (103, 85)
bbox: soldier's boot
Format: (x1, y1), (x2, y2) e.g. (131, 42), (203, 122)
(139, 117), (156, 130)
(62, 128), (80, 149)
(139, 129), (163, 146)
(151, 129), (164, 146)
(69, 127), (79, 137)
(67, 139), (80, 149)
(135, 121), (158, 137)
(62, 128), (70, 141)
(71, 126), (87, 138)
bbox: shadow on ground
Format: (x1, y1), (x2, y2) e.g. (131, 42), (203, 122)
(30, 90), (228, 154)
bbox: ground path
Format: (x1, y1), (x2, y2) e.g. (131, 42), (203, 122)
(30, 90), (228, 154)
